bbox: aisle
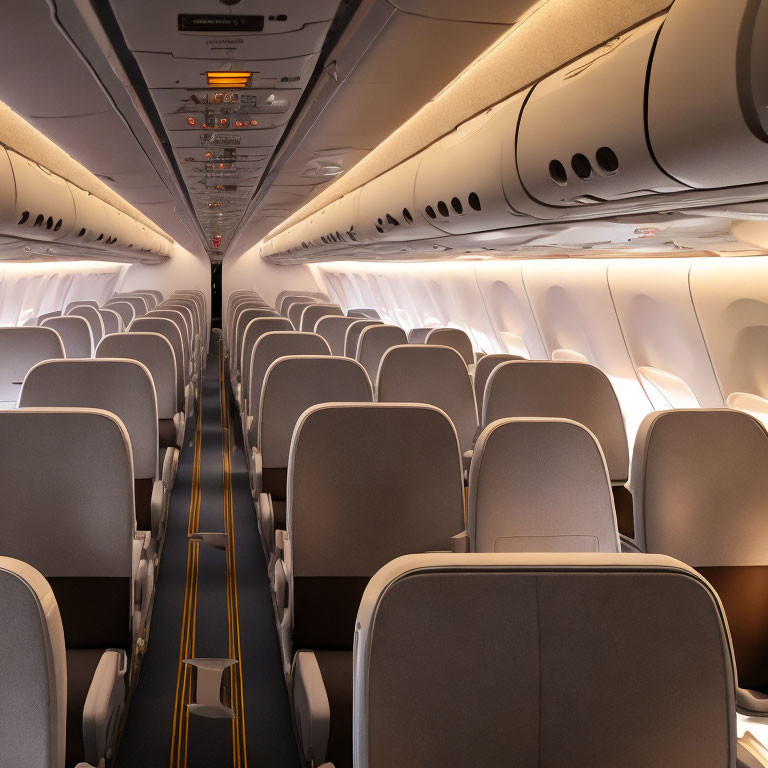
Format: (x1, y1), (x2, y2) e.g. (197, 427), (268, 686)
(116, 335), (300, 767)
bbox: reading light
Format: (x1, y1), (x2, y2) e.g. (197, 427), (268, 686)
(187, 116), (196, 126)
(206, 71), (252, 88)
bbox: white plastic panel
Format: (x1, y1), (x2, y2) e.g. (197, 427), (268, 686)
(516, 19), (686, 208)
(357, 156), (441, 243)
(690, 256), (768, 400)
(4, 151), (76, 242)
(414, 92), (532, 234)
(390, 0), (536, 23)
(522, 259), (652, 442)
(608, 259), (724, 407)
(647, 0), (768, 188)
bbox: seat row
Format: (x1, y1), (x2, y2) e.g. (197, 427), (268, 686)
(225, 289), (768, 767)
(0, 287), (207, 766)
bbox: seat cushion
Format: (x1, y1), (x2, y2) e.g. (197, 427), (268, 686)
(65, 648), (104, 767)
(316, 650), (353, 768)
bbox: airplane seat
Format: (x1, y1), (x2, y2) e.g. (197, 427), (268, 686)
(278, 293), (314, 316)
(226, 298), (272, 358)
(351, 552), (750, 768)
(255, 355), (373, 556)
(377, 344), (478, 461)
(315, 316), (359, 355)
(468, 418), (619, 553)
(108, 295), (147, 318)
(20, 359), (165, 544)
(41, 316), (94, 358)
(244, 332), (331, 491)
(299, 303), (343, 332)
(144, 309), (195, 401)
(237, 317), (293, 412)
(473, 353), (526, 415)
(282, 403), (465, 768)
(483, 360), (633, 539)
(424, 327), (475, 369)
(66, 306), (105, 349)
(161, 301), (203, 375)
(407, 327), (432, 344)
(355, 324), (408, 384)
(97, 332), (183, 491)
(102, 301), (135, 329)
(346, 308), (380, 320)
(171, 291), (208, 357)
(343, 319), (382, 358)
(0, 327), (64, 409)
(98, 308), (123, 335)
(130, 291), (158, 311)
(64, 300), (99, 314)
(0, 409), (140, 767)
(230, 307), (281, 392)
(287, 300), (317, 330)
(129, 317), (188, 416)
(632, 408), (768, 716)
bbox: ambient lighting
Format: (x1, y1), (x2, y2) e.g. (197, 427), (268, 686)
(206, 71), (252, 88)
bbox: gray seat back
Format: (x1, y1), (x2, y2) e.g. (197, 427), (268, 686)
(66, 305), (105, 349)
(377, 345), (478, 453)
(232, 308), (280, 376)
(300, 303), (343, 332)
(473, 353), (525, 416)
(425, 327), (474, 366)
(407, 327), (432, 344)
(103, 301), (135, 328)
(98, 308), (123, 335)
(240, 317), (293, 406)
(469, 418), (619, 553)
(143, 311), (191, 383)
(347, 308), (380, 320)
(315, 316), (359, 355)
(259, 356), (373, 467)
(64, 300), (99, 314)
(0, 327), (64, 408)
(344, 320), (383, 358)
(108, 295), (146, 317)
(0, 556), (67, 768)
(357, 325), (408, 384)
(277, 293), (313, 315)
(354, 552), (737, 768)
(41, 316), (93, 358)
(287, 300), (316, 330)
(129, 317), (185, 405)
(97, 332), (178, 417)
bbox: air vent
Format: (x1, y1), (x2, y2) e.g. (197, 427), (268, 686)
(18, 211), (29, 225)
(468, 193), (482, 211)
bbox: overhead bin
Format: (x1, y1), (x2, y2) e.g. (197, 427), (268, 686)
(516, 19), (687, 209)
(415, 91), (533, 234)
(647, 0), (768, 188)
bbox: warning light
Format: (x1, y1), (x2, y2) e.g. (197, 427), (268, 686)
(220, 118), (228, 127)
(250, 120), (258, 126)
(206, 71), (252, 88)
(204, 152), (212, 159)
(187, 116), (196, 126)
(235, 120), (243, 127)
(213, 93), (223, 103)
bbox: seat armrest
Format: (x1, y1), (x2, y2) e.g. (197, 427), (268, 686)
(82, 649), (127, 766)
(151, 480), (167, 539)
(739, 733), (768, 767)
(292, 651), (330, 767)
(258, 491), (273, 558)
(173, 411), (185, 447)
(251, 448), (262, 497)
(162, 447), (179, 492)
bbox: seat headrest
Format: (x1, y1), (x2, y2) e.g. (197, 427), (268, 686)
(424, 327), (474, 366)
(41, 315), (93, 358)
(469, 418), (619, 553)
(407, 327), (432, 344)
(97, 332), (178, 417)
(288, 403), (464, 578)
(632, 408), (768, 563)
(314, 315), (359, 355)
(355, 552), (736, 768)
(0, 327), (65, 406)
(98, 308), (123, 335)
(377, 344), (477, 452)
(473, 353), (526, 414)
(344, 320), (382, 358)
(287, 300), (316, 329)
(103, 300), (135, 326)
(259, 356), (373, 466)
(356, 325), (408, 382)
(240, 317), (293, 392)
(299, 303), (343, 332)
(20, 359), (158, 478)
(484, 360), (628, 483)
(0, 408), (134, 576)
(0, 556), (67, 768)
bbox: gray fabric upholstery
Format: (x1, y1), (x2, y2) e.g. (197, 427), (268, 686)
(259, 356), (373, 467)
(129, 318), (186, 405)
(316, 316), (359, 355)
(227, 298), (268, 349)
(344, 320), (382, 358)
(65, 301), (99, 313)
(66, 306), (105, 349)
(356, 325), (408, 384)
(300, 304), (343, 332)
(239, 318), (294, 410)
(131, 292), (158, 311)
(155, 305), (192, 347)
(354, 553), (737, 768)
(0, 556), (67, 768)
(98, 309), (122, 335)
(97, 332), (178, 417)
(483, 360), (629, 484)
(289, 403), (464, 579)
(231, 308), (281, 378)
(278, 293), (314, 316)
(142, 311), (191, 384)
(247, 332), (331, 445)
(108, 296), (146, 318)
(287, 301), (316, 330)
(468, 418), (619, 553)
(347, 309), (380, 320)
(377, 345), (478, 453)
(0, 327), (64, 407)
(20, 359), (158, 479)
(473, 353), (526, 416)
(102, 301), (134, 328)
(424, 328), (474, 366)
(407, 327), (432, 344)
(41, 316), (93, 359)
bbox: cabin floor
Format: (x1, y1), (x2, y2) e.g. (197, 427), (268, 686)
(116, 332), (301, 768)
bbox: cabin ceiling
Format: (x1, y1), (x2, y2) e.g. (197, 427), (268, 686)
(0, 0), (535, 262)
